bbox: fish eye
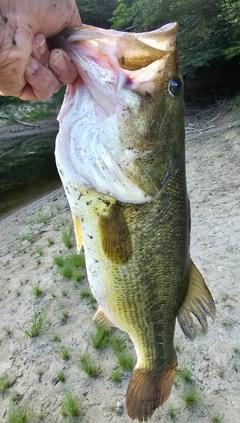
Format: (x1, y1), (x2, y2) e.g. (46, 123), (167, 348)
(168, 77), (183, 99)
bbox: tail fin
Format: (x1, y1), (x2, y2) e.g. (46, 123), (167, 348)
(126, 359), (177, 422)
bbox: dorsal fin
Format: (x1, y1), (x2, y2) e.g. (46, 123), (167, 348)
(177, 260), (216, 340)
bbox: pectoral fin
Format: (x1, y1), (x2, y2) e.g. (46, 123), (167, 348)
(72, 214), (84, 253)
(93, 306), (115, 327)
(99, 203), (132, 264)
(177, 260), (216, 340)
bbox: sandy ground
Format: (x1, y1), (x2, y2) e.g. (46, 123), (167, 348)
(0, 103), (240, 423)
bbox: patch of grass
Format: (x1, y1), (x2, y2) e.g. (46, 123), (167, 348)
(218, 369), (225, 378)
(57, 371), (66, 382)
(111, 368), (121, 382)
(8, 406), (28, 423)
(117, 350), (135, 371)
(110, 336), (125, 354)
(61, 264), (73, 279)
(36, 247), (43, 256)
(47, 237), (54, 246)
(35, 213), (52, 225)
(32, 284), (43, 297)
(80, 354), (101, 377)
(183, 386), (200, 406)
(22, 233), (34, 243)
(60, 346), (70, 360)
(4, 326), (12, 336)
(80, 289), (96, 308)
(0, 374), (11, 392)
(61, 392), (81, 417)
(175, 343), (180, 353)
(36, 369), (44, 377)
(53, 254), (64, 267)
(168, 406), (176, 419)
(62, 231), (73, 249)
(10, 390), (21, 403)
(90, 326), (110, 349)
(36, 258), (41, 265)
(211, 417), (222, 423)
(60, 311), (69, 324)
(61, 290), (68, 297)
(222, 320), (234, 328)
(72, 271), (83, 283)
(23, 309), (48, 337)
(66, 253), (85, 268)
(178, 367), (192, 383)
(51, 333), (60, 342)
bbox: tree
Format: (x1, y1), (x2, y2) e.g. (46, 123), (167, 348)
(76, 0), (118, 28)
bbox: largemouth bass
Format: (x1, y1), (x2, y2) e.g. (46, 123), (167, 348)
(55, 23), (216, 421)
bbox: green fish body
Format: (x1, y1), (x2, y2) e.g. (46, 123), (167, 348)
(55, 23), (215, 421)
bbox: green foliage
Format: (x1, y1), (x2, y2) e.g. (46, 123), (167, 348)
(109, 335), (125, 354)
(53, 254), (64, 267)
(177, 366), (192, 383)
(60, 264), (73, 279)
(183, 386), (200, 406)
(211, 417), (222, 423)
(168, 406), (176, 419)
(61, 392), (81, 417)
(62, 231), (73, 249)
(116, 349), (135, 371)
(57, 371), (66, 382)
(80, 289), (96, 307)
(80, 354), (101, 377)
(32, 284), (43, 297)
(8, 406), (29, 423)
(110, 0), (240, 76)
(111, 368), (121, 381)
(0, 374), (11, 392)
(23, 309), (48, 337)
(60, 346), (70, 360)
(76, 0), (118, 28)
(90, 326), (110, 348)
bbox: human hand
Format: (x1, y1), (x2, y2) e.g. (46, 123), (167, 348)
(0, 0), (82, 100)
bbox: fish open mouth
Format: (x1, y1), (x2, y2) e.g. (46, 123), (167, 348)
(55, 23), (182, 204)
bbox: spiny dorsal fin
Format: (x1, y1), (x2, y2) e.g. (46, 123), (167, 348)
(99, 203), (132, 264)
(93, 306), (115, 327)
(177, 260), (216, 340)
(126, 359), (177, 422)
(72, 214), (84, 253)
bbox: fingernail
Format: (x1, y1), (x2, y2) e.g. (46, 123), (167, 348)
(34, 33), (47, 56)
(34, 33), (45, 47)
(27, 57), (39, 72)
(51, 50), (65, 70)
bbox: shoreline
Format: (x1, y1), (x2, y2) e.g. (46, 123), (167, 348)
(0, 117), (59, 142)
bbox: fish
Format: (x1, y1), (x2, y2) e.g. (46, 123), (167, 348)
(55, 23), (216, 422)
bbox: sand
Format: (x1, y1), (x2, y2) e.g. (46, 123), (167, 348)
(0, 103), (239, 422)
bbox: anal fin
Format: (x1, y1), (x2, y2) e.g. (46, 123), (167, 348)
(72, 214), (84, 253)
(126, 359), (177, 422)
(93, 306), (115, 327)
(177, 260), (216, 340)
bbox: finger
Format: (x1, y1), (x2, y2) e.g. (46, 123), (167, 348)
(32, 33), (50, 66)
(49, 49), (78, 84)
(22, 57), (62, 100)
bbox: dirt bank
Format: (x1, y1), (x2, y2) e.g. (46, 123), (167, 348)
(0, 103), (239, 422)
